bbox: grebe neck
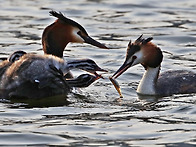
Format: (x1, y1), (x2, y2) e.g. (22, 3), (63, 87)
(43, 40), (67, 58)
(136, 66), (160, 95)
(42, 23), (70, 58)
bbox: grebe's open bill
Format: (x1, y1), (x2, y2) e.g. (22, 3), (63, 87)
(87, 64), (108, 76)
(83, 36), (108, 49)
(112, 51), (136, 79)
(67, 73), (102, 88)
(112, 62), (132, 79)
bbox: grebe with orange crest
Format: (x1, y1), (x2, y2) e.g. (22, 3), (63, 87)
(112, 35), (196, 96)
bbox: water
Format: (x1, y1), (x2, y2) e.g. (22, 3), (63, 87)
(0, 0), (196, 146)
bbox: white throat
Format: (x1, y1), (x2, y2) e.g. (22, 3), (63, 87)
(136, 66), (160, 95)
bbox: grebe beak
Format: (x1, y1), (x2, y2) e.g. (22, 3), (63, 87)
(66, 73), (102, 88)
(90, 66), (107, 78)
(82, 35), (108, 49)
(94, 66), (108, 72)
(94, 72), (104, 79)
(112, 62), (131, 79)
(90, 68), (107, 79)
(112, 57), (135, 79)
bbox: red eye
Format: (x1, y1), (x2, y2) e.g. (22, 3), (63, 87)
(132, 56), (137, 60)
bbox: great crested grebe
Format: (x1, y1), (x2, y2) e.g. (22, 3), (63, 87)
(42, 11), (108, 58)
(42, 11), (108, 79)
(112, 35), (196, 96)
(0, 53), (106, 98)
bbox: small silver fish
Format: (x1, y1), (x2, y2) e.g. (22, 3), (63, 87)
(109, 77), (123, 98)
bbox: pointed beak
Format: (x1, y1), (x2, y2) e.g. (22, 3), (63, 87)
(112, 59), (134, 79)
(95, 66), (108, 72)
(90, 66), (107, 79)
(94, 72), (104, 79)
(87, 65), (107, 79)
(94, 73), (103, 80)
(83, 36), (108, 49)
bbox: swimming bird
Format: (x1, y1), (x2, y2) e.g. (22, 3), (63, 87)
(0, 53), (106, 98)
(112, 35), (196, 96)
(42, 11), (108, 58)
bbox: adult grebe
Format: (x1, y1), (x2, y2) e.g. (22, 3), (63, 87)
(42, 11), (108, 79)
(112, 35), (196, 96)
(42, 11), (108, 58)
(0, 53), (106, 98)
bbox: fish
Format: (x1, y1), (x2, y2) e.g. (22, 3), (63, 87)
(109, 77), (123, 98)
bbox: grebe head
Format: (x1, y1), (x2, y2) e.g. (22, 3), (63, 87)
(42, 11), (108, 57)
(112, 35), (163, 79)
(8, 51), (27, 62)
(67, 59), (107, 75)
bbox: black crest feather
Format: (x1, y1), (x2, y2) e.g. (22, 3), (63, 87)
(135, 34), (153, 45)
(49, 11), (88, 35)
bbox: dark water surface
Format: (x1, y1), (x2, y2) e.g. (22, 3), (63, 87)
(0, 0), (196, 146)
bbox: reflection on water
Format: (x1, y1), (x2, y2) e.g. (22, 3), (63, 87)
(0, 0), (196, 146)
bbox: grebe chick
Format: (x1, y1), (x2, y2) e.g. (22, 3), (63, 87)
(0, 51), (27, 78)
(112, 35), (196, 96)
(42, 11), (108, 58)
(0, 54), (106, 98)
(8, 51), (27, 62)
